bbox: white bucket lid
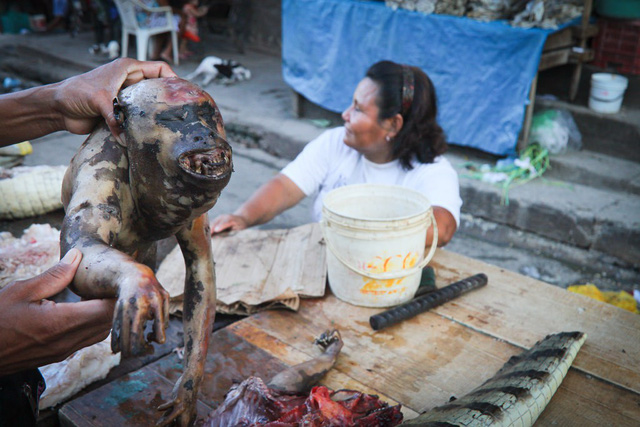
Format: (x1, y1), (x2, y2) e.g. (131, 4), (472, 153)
(591, 73), (629, 90)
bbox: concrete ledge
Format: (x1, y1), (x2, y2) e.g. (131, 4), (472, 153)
(0, 43), (91, 84)
(548, 151), (640, 196)
(458, 175), (640, 267)
(593, 221), (640, 267)
(453, 214), (640, 289)
(226, 122), (312, 161)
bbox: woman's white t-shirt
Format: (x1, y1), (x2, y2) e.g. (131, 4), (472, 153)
(281, 127), (462, 225)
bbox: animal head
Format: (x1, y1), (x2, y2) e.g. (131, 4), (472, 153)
(214, 60), (251, 82)
(114, 77), (233, 216)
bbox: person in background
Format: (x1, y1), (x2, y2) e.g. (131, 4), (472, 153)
(211, 60), (462, 248)
(179, 0), (209, 59)
(46, 0), (68, 32)
(136, 0), (181, 63)
(0, 58), (176, 426)
(88, 0), (120, 59)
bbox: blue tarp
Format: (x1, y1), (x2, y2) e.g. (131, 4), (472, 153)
(282, 0), (556, 156)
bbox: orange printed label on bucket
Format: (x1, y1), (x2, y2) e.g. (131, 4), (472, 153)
(359, 252), (418, 295)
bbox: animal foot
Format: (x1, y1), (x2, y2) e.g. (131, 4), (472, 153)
(314, 329), (342, 352)
(111, 272), (170, 357)
(156, 378), (197, 426)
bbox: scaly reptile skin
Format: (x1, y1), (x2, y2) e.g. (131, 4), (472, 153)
(401, 331), (586, 426)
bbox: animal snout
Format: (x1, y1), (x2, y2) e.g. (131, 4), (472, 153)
(179, 146), (232, 178)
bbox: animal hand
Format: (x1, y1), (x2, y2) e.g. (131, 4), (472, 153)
(111, 268), (170, 357)
(156, 374), (198, 427)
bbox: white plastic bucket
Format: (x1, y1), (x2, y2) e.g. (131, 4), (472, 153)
(321, 184), (438, 308)
(589, 73), (629, 114)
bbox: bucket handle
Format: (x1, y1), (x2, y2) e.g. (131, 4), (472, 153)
(320, 210), (438, 281)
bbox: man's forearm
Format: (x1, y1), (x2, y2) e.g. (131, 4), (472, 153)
(0, 83), (64, 147)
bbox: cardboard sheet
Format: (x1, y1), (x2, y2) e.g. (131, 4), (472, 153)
(156, 223), (327, 315)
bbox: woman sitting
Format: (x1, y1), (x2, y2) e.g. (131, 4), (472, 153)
(211, 60), (462, 248)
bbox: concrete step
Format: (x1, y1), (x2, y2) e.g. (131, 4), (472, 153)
(547, 150), (640, 196)
(534, 97), (640, 163)
(0, 43), (92, 85)
(449, 214), (639, 291)
(447, 152), (640, 269)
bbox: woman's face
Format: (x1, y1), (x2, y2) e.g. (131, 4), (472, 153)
(342, 78), (393, 163)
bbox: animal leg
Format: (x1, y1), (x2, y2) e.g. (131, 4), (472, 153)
(185, 69), (200, 81)
(202, 71), (217, 86)
(157, 214), (216, 427)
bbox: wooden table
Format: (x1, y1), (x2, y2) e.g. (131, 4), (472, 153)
(60, 249), (640, 426)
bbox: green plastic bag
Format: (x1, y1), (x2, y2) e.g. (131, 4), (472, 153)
(530, 109), (582, 154)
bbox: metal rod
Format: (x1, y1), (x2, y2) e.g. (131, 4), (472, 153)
(369, 273), (488, 331)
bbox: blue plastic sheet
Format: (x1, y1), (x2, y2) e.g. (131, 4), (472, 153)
(282, 0), (556, 156)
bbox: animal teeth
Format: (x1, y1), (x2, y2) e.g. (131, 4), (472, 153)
(181, 150), (230, 176)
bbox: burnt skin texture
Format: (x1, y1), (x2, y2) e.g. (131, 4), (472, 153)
(60, 77), (232, 426)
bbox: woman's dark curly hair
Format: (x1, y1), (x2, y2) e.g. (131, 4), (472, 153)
(366, 60), (447, 170)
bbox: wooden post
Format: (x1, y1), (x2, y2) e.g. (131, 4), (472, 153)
(518, 72), (538, 153)
(569, 0), (595, 101)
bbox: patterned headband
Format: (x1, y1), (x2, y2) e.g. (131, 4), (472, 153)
(401, 65), (415, 117)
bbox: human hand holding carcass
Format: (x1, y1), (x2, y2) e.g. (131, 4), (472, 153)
(60, 77), (232, 426)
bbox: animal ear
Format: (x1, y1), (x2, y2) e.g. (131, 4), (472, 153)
(113, 98), (126, 129)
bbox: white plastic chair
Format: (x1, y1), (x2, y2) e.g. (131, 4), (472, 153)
(112, 0), (179, 65)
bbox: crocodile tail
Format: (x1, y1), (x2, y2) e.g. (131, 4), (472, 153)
(402, 331), (586, 426)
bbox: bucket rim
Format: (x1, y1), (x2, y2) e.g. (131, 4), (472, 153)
(322, 183), (432, 223)
(591, 72), (629, 87)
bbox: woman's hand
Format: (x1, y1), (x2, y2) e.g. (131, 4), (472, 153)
(209, 174), (307, 236)
(55, 58), (177, 140)
(210, 214), (250, 234)
(0, 249), (116, 376)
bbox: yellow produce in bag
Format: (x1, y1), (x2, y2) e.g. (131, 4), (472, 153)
(569, 284), (638, 314)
